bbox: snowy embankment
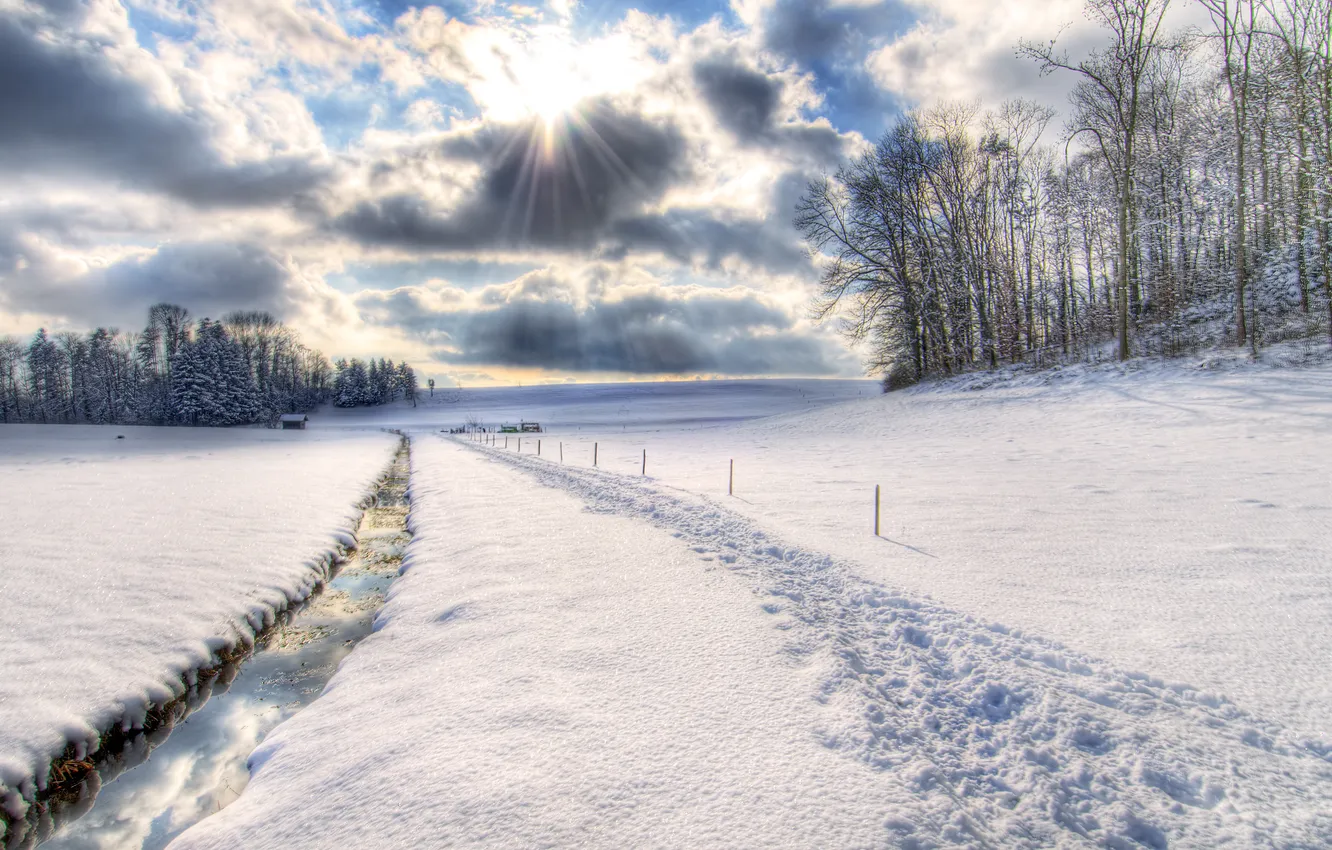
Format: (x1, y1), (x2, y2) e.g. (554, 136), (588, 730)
(0, 425), (398, 823)
(172, 425), (1331, 847)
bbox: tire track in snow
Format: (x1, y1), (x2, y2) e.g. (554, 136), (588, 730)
(455, 438), (1332, 848)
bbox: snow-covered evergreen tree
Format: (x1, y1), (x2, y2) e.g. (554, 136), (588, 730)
(25, 329), (68, 424)
(169, 326), (206, 426)
(335, 359), (370, 408)
(368, 359), (381, 405)
(1, 306), (415, 425)
(220, 331), (261, 425)
(399, 362), (418, 407)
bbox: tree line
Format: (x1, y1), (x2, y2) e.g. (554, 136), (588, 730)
(799, 0), (1332, 388)
(0, 304), (418, 426)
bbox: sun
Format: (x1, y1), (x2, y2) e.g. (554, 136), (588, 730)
(471, 24), (648, 128)
(513, 32), (587, 126)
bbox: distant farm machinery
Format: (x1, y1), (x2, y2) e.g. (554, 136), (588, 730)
(447, 421), (542, 434)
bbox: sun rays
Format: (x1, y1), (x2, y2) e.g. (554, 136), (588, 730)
(493, 102), (654, 246)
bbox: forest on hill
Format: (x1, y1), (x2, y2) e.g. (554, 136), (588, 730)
(799, 0), (1332, 388)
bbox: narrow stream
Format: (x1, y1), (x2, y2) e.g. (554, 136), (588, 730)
(8, 438), (411, 850)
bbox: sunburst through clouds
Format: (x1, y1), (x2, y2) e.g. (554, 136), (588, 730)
(481, 27), (665, 246)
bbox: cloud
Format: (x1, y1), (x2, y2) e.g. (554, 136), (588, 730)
(866, 0), (1206, 114)
(0, 4), (332, 206)
(694, 56), (781, 139)
(867, 0), (1086, 110)
(330, 98), (689, 250)
(0, 1), (875, 376)
(99, 243), (303, 320)
(760, 0), (891, 66)
(328, 64), (843, 272)
(748, 0), (912, 134)
(691, 52), (849, 163)
(353, 269), (854, 376)
(605, 209), (810, 274)
(0, 240), (333, 329)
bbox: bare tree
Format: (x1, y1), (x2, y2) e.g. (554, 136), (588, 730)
(1022, 0), (1177, 360)
(1195, 0), (1262, 349)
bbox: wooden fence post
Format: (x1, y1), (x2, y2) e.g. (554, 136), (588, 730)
(874, 485), (881, 537)
(560, 442), (563, 464)
(594, 443), (598, 466)
(729, 459), (733, 496)
(538, 439), (542, 456)
(518, 437), (521, 453)
(642, 449), (646, 476)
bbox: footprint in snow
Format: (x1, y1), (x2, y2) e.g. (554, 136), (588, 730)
(1236, 498), (1279, 508)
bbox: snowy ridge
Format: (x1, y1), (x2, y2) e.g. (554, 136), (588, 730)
(0, 428), (400, 829)
(901, 339), (1332, 400)
(461, 438), (1332, 847)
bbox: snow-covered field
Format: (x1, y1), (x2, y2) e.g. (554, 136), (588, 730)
(561, 360), (1332, 745)
(317, 377), (874, 433)
(167, 359), (1332, 847)
(8, 361), (1332, 847)
(0, 425), (398, 824)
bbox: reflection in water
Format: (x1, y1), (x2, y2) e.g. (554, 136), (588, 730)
(9, 439), (411, 850)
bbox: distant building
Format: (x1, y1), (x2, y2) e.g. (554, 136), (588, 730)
(279, 414), (309, 430)
(499, 421), (541, 433)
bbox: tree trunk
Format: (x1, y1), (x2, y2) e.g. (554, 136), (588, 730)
(1236, 123), (1249, 345)
(1118, 169), (1132, 360)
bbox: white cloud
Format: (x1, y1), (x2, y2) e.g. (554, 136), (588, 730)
(868, 0), (1086, 111)
(868, 0), (1211, 114)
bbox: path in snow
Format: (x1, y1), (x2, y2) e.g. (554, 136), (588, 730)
(458, 438), (1332, 847)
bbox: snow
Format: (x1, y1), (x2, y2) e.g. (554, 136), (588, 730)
(168, 363), (1332, 847)
(567, 359), (1332, 745)
(0, 424), (399, 822)
(168, 437), (912, 848)
(316, 377), (874, 433)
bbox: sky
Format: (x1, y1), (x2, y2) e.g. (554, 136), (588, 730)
(0, 0), (1108, 386)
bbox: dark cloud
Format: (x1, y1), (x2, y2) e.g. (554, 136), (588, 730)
(0, 241), (307, 328)
(606, 210), (810, 274)
(691, 54), (849, 164)
(0, 11), (330, 207)
(693, 58), (781, 140)
(355, 282), (850, 376)
(100, 243), (299, 321)
(334, 91), (833, 271)
(30, 0), (86, 19)
(332, 99), (688, 250)
(780, 122), (849, 163)
(454, 295), (841, 374)
(761, 0), (909, 68)
(758, 0), (912, 137)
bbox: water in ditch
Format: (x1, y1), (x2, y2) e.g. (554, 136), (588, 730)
(10, 440), (411, 850)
